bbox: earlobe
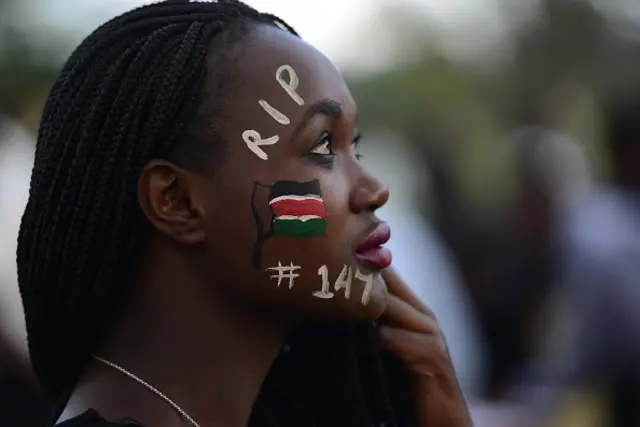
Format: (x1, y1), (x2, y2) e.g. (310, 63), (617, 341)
(176, 228), (206, 245)
(137, 160), (206, 245)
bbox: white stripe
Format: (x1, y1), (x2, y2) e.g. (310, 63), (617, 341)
(269, 194), (322, 204)
(259, 99), (291, 125)
(275, 215), (323, 222)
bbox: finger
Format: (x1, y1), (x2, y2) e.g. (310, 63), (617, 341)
(382, 267), (435, 317)
(380, 327), (465, 404)
(378, 326), (448, 370)
(380, 294), (440, 335)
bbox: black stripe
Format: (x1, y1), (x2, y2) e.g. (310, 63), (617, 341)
(268, 179), (321, 201)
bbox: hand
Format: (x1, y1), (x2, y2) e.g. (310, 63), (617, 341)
(378, 267), (472, 427)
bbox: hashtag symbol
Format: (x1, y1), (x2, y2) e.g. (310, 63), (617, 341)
(266, 261), (301, 290)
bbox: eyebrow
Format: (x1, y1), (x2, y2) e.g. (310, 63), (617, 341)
(291, 98), (343, 139)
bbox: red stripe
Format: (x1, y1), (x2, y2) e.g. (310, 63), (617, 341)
(271, 198), (326, 219)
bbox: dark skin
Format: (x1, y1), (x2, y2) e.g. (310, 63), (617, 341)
(380, 268), (472, 427)
(59, 25), (470, 427)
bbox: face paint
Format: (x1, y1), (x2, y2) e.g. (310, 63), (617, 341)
(251, 179), (326, 269)
(355, 269), (374, 305)
(334, 265), (352, 299)
(258, 99), (290, 125)
(313, 265), (335, 299)
(275, 65), (305, 106)
(262, 261), (372, 307)
(269, 180), (327, 237)
(311, 264), (373, 305)
(266, 261), (300, 290)
(243, 64), (305, 160)
(243, 130), (279, 161)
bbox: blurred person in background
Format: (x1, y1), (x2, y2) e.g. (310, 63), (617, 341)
(16, 2), (472, 427)
(521, 99), (640, 427)
(471, 126), (590, 400)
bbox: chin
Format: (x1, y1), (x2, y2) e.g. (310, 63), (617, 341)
(272, 266), (390, 325)
(315, 273), (388, 324)
(300, 288), (388, 326)
(349, 275), (389, 321)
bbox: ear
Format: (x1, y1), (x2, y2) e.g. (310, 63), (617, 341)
(137, 160), (206, 245)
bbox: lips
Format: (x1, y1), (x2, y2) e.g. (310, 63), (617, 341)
(355, 222), (392, 269)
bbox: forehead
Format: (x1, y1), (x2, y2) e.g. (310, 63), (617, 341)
(238, 25), (351, 100)
(208, 24), (356, 146)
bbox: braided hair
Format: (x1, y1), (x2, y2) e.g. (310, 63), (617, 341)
(17, 1), (411, 425)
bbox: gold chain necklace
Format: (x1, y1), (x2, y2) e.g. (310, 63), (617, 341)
(93, 356), (200, 427)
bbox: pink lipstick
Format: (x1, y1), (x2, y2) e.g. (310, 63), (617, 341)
(355, 222), (392, 269)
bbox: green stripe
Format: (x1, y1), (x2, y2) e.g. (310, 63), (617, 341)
(272, 217), (327, 237)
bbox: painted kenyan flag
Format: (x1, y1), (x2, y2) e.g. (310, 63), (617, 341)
(251, 179), (326, 269)
(268, 180), (327, 237)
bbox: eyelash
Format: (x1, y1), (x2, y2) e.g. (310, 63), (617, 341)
(305, 132), (363, 168)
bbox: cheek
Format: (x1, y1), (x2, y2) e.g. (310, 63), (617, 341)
(258, 179), (354, 295)
(259, 244), (387, 320)
(205, 174), (385, 320)
(256, 186), (383, 318)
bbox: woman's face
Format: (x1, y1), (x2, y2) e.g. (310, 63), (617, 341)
(189, 25), (391, 323)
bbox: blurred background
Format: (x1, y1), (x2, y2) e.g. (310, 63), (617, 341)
(2, 0), (640, 426)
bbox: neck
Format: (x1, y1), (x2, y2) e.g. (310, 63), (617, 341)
(63, 253), (290, 427)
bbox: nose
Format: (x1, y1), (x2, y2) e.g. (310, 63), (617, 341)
(349, 169), (390, 214)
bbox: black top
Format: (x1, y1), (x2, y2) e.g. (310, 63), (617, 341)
(50, 326), (417, 427)
(0, 368), (50, 427)
(56, 410), (142, 427)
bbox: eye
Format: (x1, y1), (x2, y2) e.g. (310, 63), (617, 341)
(303, 132), (337, 169)
(302, 131), (363, 168)
(352, 132), (364, 160)
(310, 132), (334, 156)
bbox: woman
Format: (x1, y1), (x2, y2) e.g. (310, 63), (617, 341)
(17, 1), (471, 426)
